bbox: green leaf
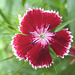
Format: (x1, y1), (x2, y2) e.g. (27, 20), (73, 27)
(48, 45), (57, 57)
(0, 9), (16, 31)
(67, 0), (75, 42)
(22, 0), (26, 7)
(55, 19), (75, 32)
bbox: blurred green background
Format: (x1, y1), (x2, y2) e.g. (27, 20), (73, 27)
(0, 0), (75, 75)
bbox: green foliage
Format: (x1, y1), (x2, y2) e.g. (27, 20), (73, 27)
(0, 0), (75, 75)
(67, 0), (75, 41)
(58, 62), (75, 75)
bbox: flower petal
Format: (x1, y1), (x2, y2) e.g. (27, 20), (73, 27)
(20, 9), (62, 34)
(20, 9), (44, 34)
(44, 11), (62, 31)
(69, 48), (75, 55)
(69, 43), (75, 64)
(12, 34), (34, 60)
(27, 43), (52, 69)
(69, 43), (75, 55)
(50, 29), (73, 58)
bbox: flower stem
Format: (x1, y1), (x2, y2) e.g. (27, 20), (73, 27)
(0, 55), (15, 62)
(16, 63), (26, 72)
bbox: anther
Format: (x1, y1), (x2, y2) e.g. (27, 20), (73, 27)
(53, 32), (56, 36)
(42, 24), (45, 27)
(29, 30), (31, 34)
(42, 44), (45, 51)
(45, 24), (50, 33)
(49, 43), (51, 46)
(43, 46), (45, 51)
(48, 24), (50, 26)
(47, 24), (50, 29)
(30, 41), (36, 44)
(29, 30), (35, 35)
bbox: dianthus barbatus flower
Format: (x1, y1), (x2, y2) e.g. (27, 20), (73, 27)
(12, 8), (73, 69)
(69, 43), (75, 64)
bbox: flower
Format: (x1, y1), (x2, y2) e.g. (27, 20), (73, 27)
(69, 43), (75, 64)
(12, 8), (73, 69)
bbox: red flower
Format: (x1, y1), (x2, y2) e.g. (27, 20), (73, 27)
(69, 43), (75, 64)
(12, 8), (73, 69)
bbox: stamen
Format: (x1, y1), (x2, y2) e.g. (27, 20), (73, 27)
(41, 24), (45, 33)
(53, 32), (56, 36)
(42, 39), (45, 51)
(29, 30), (31, 34)
(29, 24), (53, 49)
(45, 38), (49, 44)
(29, 32), (35, 34)
(46, 24), (50, 30)
(43, 46), (45, 50)
(48, 24), (50, 26)
(31, 38), (40, 44)
(30, 41), (36, 44)
(29, 31), (39, 36)
(42, 24), (45, 27)
(49, 43), (51, 45)
(43, 44), (45, 51)
(45, 24), (50, 33)
(41, 27), (44, 33)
